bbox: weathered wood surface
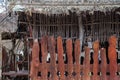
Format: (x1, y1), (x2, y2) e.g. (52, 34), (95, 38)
(66, 39), (74, 80)
(2, 47), (9, 72)
(57, 36), (65, 80)
(83, 47), (90, 80)
(92, 40), (100, 80)
(48, 36), (58, 80)
(41, 36), (48, 80)
(108, 36), (118, 80)
(29, 36), (120, 80)
(100, 48), (107, 80)
(74, 39), (81, 80)
(30, 39), (40, 80)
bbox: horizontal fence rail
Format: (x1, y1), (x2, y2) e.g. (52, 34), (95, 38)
(30, 35), (120, 80)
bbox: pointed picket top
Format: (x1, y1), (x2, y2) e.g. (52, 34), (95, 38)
(66, 38), (74, 80)
(108, 36), (118, 80)
(30, 39), (40, 80)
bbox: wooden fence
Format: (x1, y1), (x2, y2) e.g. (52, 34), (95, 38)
(30, 36), (120, 80)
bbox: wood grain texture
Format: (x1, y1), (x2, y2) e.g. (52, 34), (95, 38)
(74, 39), (81, 80)
(92, 40), (100, 80)
(108, 36), (118, 80)
(48, 36), (58, 80)
(83, 47), (90, 80)
(29, 36), (120, 80)
(30, 39), (40, 80)
(41, 36), (48, 80)
(57, 36), (65, 80)
(100, 48), (107, 80)
(66, 39), (74, 80)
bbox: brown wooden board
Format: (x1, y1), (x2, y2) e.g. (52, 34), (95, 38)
(92, 40), (100, 80)
(74, 39), (81, 80)
(66, 39), (74, 80)
(41, 36), (48, 80)
(83, 47), (90, 80)
(108, 36), (118, 80)
(28, 36), (120, 80)
(57, 36), (65, 80)
(30, 39), (40, 80)
(48, 36), (58, 80)
(100, 48), (107, 80)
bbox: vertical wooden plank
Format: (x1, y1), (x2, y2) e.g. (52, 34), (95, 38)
(57, 36), (65, 80)
(83, 47), (90, 80)
(66, 39), (74, 80)
(2, 47), (8, 72)
(108, 36), (118, 80)
(29, 25), (33, 48)
(74, 39), (81, 80)
(11, 40), (16, 71)
(41, 36), (48, 80)
(48, 36), (58, 80)
(100, 48), (107, 80)
(30, 39), (40, 80)
(92, 40), (100, 80)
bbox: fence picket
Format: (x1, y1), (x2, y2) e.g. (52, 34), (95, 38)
(29, 36), (120, 80)
(30, 39), (40, 80)
(83, 47), (90, 80)
(92, 40), (100, 80)
(74, 39), (81, 80)
(41, 36), (48, 80)
(66, 39), (74, 80)
(100, 48), (107, 80)
(57, 36), (65, 80)
(48, 36), (58, 80)
(108, 36), (118, 80)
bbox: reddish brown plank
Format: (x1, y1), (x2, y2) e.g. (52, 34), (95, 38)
(66, 39), (74, 80)
(92, 40), (100, 80)
(74, 39), (81, 80)
(83, 47), (90, 80)
(48, 36), (58, 80)
(41, 36), (48, 80)
(100, 48), (107, 80)
(108, 36), (118, 80)
(57, 36), (65, 80)
(30, 39), (40, 80)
